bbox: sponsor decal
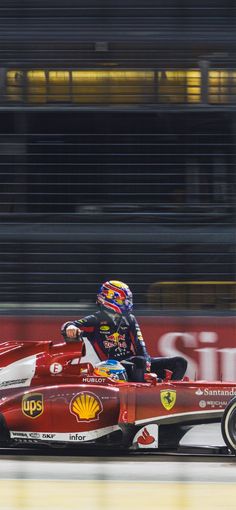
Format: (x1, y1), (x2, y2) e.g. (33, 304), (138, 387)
(0, 378), (28, 388)
(107, 332), (123, 343)
(199, 400), (207, 408)
(100, 395), (117, 400)
(196, 388), (236, 397)
(29, 432), (40, 439)
(206, 400), (227, 408)
(199, 400), (227, 409)
(22, 393), (44, 419)
(0, 354), (37, 390)
(103, 333), (127, 349)
(10, 432), (55, 441)
(11, 431), (28, 438)
(138, 427), (155, 445)
(195, 388), (204, 395)
(70, 391), (103, 422)
(133, 425), (158, 449)
(100, 325), (110, 332)
(10, 426), (119, 442)
(160, 390), (176, 410)
(203, 388), (236, 396)
(50, 363), (63, 374)
(82, 377), (107, 384)
(69, 433), (86, 441)
(137, 329), (144, 341)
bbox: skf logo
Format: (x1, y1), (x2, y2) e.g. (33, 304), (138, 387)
(70, 392), (103, 422)
(22, 393), (44, 419)
(160, 390), (176, 410)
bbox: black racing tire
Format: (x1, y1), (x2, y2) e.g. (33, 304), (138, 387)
(221, 397), (236, 454)
(0, 413), (10, 445)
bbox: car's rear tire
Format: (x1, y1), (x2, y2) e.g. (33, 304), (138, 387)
(221, 397), (236, 454)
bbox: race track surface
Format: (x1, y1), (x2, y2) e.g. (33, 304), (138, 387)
(0, 423), (236, 510)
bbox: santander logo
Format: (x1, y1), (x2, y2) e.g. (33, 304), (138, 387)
(137, 427), (155, 445)
(133, 424), (158, 448)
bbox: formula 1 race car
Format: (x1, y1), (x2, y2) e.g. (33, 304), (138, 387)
(0, 338), (236, 455)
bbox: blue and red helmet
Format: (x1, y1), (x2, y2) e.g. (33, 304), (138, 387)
(94, 359), (128, 382)
(97, 280), (133, 315)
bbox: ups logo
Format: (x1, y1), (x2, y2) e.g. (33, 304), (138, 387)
(22, 393), (44, 419)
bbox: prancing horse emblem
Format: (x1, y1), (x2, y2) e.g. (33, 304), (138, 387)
(160, 390), (176, 410)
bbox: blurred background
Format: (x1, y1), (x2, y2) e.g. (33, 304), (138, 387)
(0, 0), (235, 378)
(1, 4), (236, 510)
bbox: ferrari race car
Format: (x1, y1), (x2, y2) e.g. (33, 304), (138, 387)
(0, 337), (236, 455)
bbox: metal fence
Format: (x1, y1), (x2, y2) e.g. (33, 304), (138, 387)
(0, 110), (235, 312)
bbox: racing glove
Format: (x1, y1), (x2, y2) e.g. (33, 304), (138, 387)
(65, 325), (82, 340)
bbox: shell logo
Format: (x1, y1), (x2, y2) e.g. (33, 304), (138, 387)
(70, 392), (103, 422)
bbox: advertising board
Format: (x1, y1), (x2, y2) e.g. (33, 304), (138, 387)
(0, 315), (235, 381)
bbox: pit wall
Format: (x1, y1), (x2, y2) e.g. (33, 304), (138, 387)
(0, 315), (235, 381)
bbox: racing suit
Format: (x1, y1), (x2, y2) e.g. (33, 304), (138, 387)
(61, 311), (187, 381)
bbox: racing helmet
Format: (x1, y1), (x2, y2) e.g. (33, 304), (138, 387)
(93, 359), (128, 382)
(97, 280), (133, 315)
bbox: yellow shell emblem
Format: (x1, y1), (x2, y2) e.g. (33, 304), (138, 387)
(160, 390), (176, 411)
(70, 392), (103, 422)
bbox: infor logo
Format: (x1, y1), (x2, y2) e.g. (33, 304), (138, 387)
(22, 393), (44, 419)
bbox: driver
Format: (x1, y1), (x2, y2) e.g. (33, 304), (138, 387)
(94, 359), (128, 382)
(61, 279), (187, 382)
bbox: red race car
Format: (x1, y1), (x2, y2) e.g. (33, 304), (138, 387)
(0, 338), (235, 455)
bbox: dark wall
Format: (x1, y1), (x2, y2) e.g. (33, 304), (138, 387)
(0, 1), (236, 68)
(0, 1), (235, 312)
(0, 110), (234, 309)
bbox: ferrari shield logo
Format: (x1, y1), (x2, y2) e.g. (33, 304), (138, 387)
(160, 390), (176, 410)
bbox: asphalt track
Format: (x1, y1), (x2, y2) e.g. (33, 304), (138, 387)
(0, 424), (236, 510)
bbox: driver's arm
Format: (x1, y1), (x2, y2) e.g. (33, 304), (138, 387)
(61, 315), (97, 341)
